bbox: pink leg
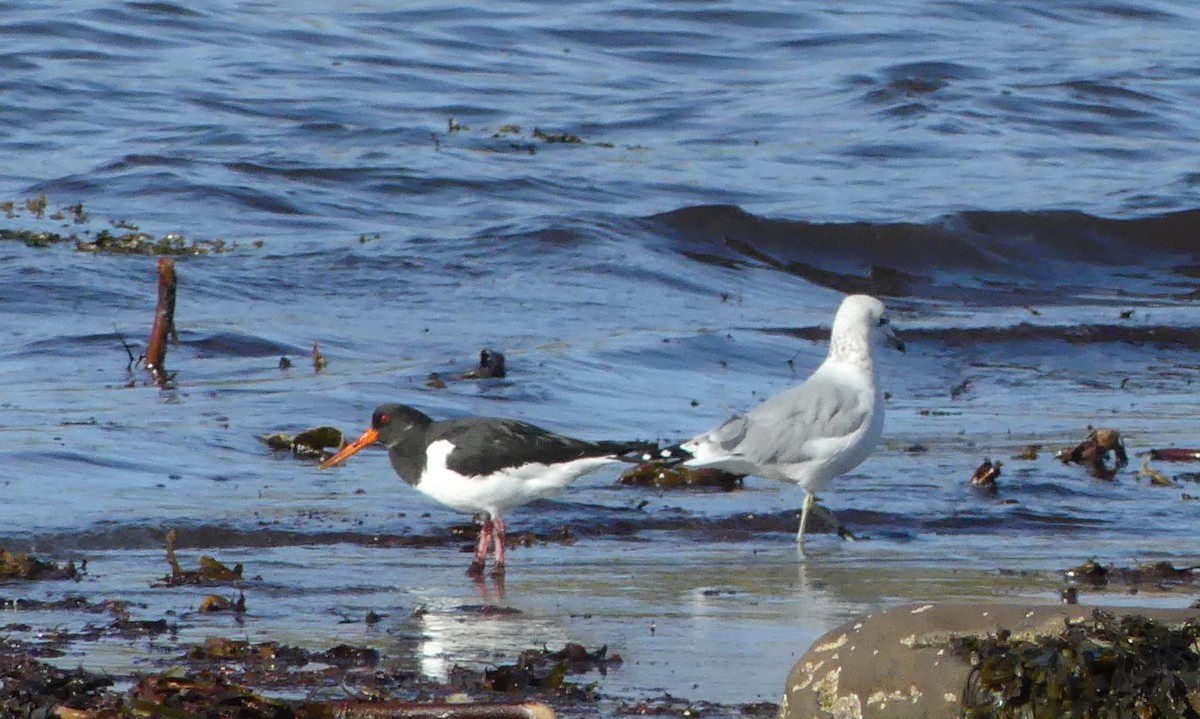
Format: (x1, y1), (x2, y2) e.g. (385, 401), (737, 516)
(467, 518), (493, 576)
(491, 516), (507, 575)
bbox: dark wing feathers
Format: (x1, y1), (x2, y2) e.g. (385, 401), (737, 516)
(435, 418), (652, 478)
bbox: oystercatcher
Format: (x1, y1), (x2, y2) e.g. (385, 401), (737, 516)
(321, 403), (654, 575)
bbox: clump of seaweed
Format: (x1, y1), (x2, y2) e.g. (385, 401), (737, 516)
(1063, 558), (1200, 590)
(132, 674), (295, 719)
(154, 529), (244, 587)
(450, 643), (620, 698)
(1057, 427), (1128, 480)
(619, 464), (744, 492)
(259, 426), (345, 460)
(0, 654), (118, 718)
(951, 609), (1200, 719)
(429, 348), (508, 388)
(78, 229), (235, 255)
(0, 550), (81, 581)
(1, 195), (240, 254)
(968, 458), (1002, 494)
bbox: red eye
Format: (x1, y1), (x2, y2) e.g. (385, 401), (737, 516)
(378, 414), (391, 425)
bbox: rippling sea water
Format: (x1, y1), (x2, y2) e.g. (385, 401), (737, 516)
(3, 0), (1200, 708)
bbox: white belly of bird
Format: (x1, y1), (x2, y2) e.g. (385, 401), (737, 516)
(772, 428), (878, 492)
(415, 439), (618, 517)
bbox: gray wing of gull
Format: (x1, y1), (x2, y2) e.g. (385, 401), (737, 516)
(694, 374), (869, 466)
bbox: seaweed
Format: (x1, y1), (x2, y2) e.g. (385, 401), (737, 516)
(428, 348), (507, 388)
(155, 529), (245, 587)
(1139, 461), (1176, 487)
(968, 459), (1002, 494)
(1146, 448), (1200, 462)
(1064, 558), (1200, 590)
(312, 342), (329, 371)
(619, 464), (744, 492)
(198, 592), (246, 614)
(259, 426), (345, 460)
(1056, 428), (1128, 480)
(0, 654), (118, 718)
(1, 194), (239, 254)
(0, 550), (81, 582)
(951, 609), (1200, 719)
(451, 643), (620, 698)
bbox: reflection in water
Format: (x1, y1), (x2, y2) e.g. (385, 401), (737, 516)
(473, 573), (507, 604)
(408, 574), (568, 682)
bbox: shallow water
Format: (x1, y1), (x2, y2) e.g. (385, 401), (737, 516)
(3, 0), (1200, 709)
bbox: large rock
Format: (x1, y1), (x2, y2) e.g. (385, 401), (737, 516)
(778, 602), (1200, 719)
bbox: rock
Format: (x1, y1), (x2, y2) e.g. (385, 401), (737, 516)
(778, 602), (1200, 719)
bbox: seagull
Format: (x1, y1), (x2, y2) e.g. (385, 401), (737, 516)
(320, 403), (654, 576)
(658, 294), (904, 544)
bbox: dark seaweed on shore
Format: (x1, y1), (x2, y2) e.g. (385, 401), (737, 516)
(952, 610), (1200, 719)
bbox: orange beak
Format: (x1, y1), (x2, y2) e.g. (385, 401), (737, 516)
(319, 427), (379, 469)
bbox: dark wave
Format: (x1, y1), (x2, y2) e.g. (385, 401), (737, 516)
(650, 204), (1200, 303)
(765, 323), (1200, 349)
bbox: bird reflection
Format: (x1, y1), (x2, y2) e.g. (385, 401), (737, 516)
(406, 581), (567, 683)
(472, 572), (506, 603)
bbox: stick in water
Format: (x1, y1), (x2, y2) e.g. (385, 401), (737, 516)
(144, 257), (177, 384)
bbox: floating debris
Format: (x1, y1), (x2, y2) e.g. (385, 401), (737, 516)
(1011, 444), (1040, 460)
(1137, 461), (1175, 487)
(199, 592), (246, 614)
(532, 128), (582, 144)
(1064, 558), (1200, 589)
(312, 342), (329, 371)
(155, 529), (244, 587)
(2, 195), (240, 254)
(143, 257), (177, 387)
(429, 348), (508, 387)
(24, 194), (47, 218)
(2, 223), (235, 255)
(105, 601), (173, 639)
(0, 550), (80, 581)
(0, 228), (67, 247)
(952, 609), (1200, 719)
(1145, 447), (1200, 462)
(968, 458), (1002, 493)
(461, 348), (507, 379)
(78, 229), (235, 255)
(1056, 427), (1128, 479)
(452, 643), (620, 697)
(187, 637), (310, 666)
(950, 378), (974, 399)
(259, 426), (345, 460)
(1063, 558), (1109, 587)
(619, 463), (744, 492)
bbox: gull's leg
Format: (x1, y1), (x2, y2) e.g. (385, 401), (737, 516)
(808, 498), (859, 542)
(467, 517), (493, 576)
(798, 493), (858, 546)
(797, 492), (814, 543)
